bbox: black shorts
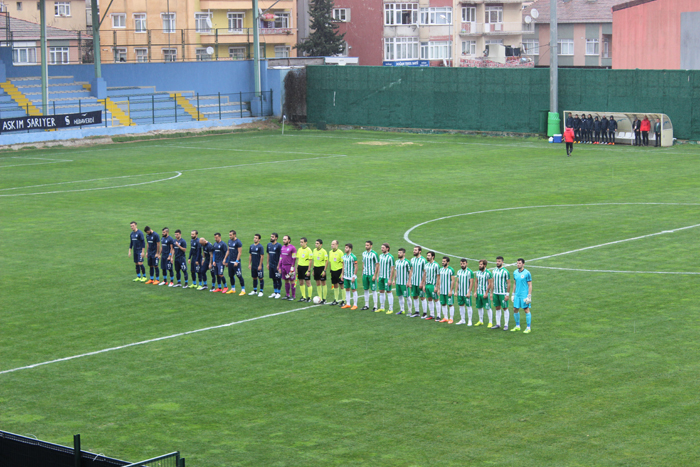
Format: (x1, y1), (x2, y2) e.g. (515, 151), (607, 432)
(228, 262), (240, 274)
(313, 266), (326, 281)
(200, 260), (209, 273)
(215, 263), (225, 276)
(148, 256), (159, 268)
(174, 260), (187, 272)
(251, 267), (263, 279)
(331, 269), (342, 285)
(161, 259), (172, 271)
(269, 266), (281, 279)
(133, 249), (143, 263)
(297, 265), (309, 280)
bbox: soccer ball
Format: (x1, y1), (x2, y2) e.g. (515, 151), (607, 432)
(313, 296), (321, 304)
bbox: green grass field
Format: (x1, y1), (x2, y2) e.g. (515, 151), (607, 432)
(1, 129), (700, 466)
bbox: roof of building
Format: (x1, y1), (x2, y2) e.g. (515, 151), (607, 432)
(523, 0), (618, 24)
(0, 14), (88, 40)
(612, 0), (658, 12)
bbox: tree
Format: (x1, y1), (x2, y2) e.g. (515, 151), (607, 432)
(295, 0), (345, 57)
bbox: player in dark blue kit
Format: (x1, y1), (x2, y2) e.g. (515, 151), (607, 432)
(188, 230), (202, 289)
(159, 228), (175, 286)
(144, 226), (161, 284)
(223, 230), (245, 295)
(128, 221), (146, 282)
(267, 233), (282, 298)
(211, 233), (229, 293)
(172, 230), (188, 288)
(249, 233), (266, 297)
(198, 237), (215, 291)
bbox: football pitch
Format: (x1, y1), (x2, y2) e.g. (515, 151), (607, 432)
(1, 129), (699, 466)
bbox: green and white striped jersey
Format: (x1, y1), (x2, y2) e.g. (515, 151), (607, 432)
(475, 269), (492, 295)
(492, 266), (510, 294)
(378, 253), (395, 279)
(394, 258), (412, 285)
(362, 249), (379, 276)
(424, 261), (439, 285)
(456, 267), (473, 296)
(342, 253), (357, 279)
(438, 266), (455, 295)
(410, 256), (426, 284)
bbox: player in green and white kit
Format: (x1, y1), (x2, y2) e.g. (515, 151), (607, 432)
(491, 256), (511, 330)
(423, 251), (440, 320)
(436, 257), (456, 323)
(474, 259), (493, 327)
(455, 258), (475, 325)
(361, 241), (380, 311)
(340, 243), (359, 310)
(377, 243), (395, 313)
(410, 246), (427, 318)
(393, 248), (412, 315)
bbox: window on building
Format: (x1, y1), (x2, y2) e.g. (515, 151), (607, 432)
(162, 48), (177, 61)
(558, 39), (574, 55)
(12, 46), (36, 64)
(162, 13), (176, 33)
(384, 37), (419, 60)
(485, 5), (502, 23)
(274, 12), (290, 28)
(522, 40), (539, 55)
(332, 8), (350, 22)
(195, 48), (212, 60)
(420, 41), (451, 59)
(54, 2), (70, 16)
(135, 48), (148, 62)
(36, 2), (40, 10)
(16, 2), (22, 11)
(384, 4), (418, 25)
(50, 46), (69, 64)
(112, 13), (126, 28)
(134, 13), (147, 33)
(229, 46), (246, 59)
(420, 7), (451, 25)
(113, 47), (126, 62)
(485, 39), (503, 45)
(228, 12), (244, 31)
(274, 45), (290, 58)
(461, 6), (475, 22)
(603, 36), (611, 58)
(195, 13), (211, 33)
(585, 38), (599, 55)
(461, 40), (476, 55)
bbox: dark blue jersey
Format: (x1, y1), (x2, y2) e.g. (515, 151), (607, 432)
(174, 238), (187, 261)
(212, 241), (228, 263)
(161, 235), (175, 258)
(609, 119), (618, 131)
(130, 230), (145, 250)
(228, 238), (243, 263)
(201, 242), (213, 262)
(189, 238), (202, 262)
(146, 232), (160, 256)
(250, 243), (264, 268)
(267, 242), (281, 268)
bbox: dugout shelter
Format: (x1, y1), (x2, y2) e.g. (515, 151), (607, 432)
(564, 111), (674, 147)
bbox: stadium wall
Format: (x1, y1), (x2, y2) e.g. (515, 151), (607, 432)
(306, 66), (700, 140)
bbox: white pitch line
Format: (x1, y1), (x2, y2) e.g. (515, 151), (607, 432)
(526, 223), (700, 263)
(0, 173), (171, 191)
(0, 305), (319, 376)
(160, 145), (346, 157)
(0, 172), (182, 197)
(526, 265), (700, 275)
(0, 159), (73, 169)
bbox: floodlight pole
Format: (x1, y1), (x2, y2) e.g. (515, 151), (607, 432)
(91, 0), (101, 79)
(549, 0), (557, 113)
(39, 0), (48, 115)
(253, 0), (261, 97)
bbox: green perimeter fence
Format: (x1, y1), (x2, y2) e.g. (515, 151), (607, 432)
(306, 66), (700, 141)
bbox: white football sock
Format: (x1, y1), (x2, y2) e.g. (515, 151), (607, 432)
(428, 301), (435, 316)
(406, 296), (412, 312)
(449, 306), (455, 320)
(478, 308), (484, 321)
(364, 290), (370, 305)
(398, 296), (404, 311)
(387, 294), (394, 311)
(442, 305), (448, 319)
(373, 290), (378, 307)
(459, 306), (465, 321)
(496, 309), (501, 326)
(487, 308), (493, 323)
(468, 306), (473, 322)
(414, 298), (420, 312)
(346, 290), (351, 303)
(380, 293), (385, 308)
(353, 291), (358, 305)
(504, 309), (510, 326)
(422, 299), (427, 314)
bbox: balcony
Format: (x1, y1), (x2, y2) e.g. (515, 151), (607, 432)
(200, 0), (293, 9)
(199, 27), (296, 45)
(459, 22), (525, 36)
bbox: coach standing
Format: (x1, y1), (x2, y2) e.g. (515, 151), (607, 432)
(641, 115), (651, 146)
(632, 116), (641, 146)
(600, 115), (609, 145)
(608, 115), (617, 145)
(654, 118), (662, 147)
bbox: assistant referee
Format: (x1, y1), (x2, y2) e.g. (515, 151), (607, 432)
(328, 240), (344, 305)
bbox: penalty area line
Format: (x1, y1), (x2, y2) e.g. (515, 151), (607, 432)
(0, 305), (319, 376)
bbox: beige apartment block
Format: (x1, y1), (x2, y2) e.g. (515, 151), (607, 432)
(0, 0), (87, 30)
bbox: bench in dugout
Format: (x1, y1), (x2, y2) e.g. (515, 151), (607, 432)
(563, 111), (673, 147)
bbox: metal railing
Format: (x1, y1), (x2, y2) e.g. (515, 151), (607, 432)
(459, 21), (528, 35)
(124, 452), (183, 467)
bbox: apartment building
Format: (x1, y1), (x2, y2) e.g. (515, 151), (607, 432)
(99, 0), (296, 63)
(0, 0), (88, 31)
(522, 0), (615, 68)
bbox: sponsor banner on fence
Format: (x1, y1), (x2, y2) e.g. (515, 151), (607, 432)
(0, 110), (102, 133)
(383, 60), (430, 67)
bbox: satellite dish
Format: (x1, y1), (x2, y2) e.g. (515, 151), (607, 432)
(206, 46), (214, 55)
(525, 15), (532, 23)
(531, 8), (539, 19)
(206, 17), (212, 28)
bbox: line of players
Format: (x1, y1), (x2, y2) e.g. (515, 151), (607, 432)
(128, 222), (533, 333)
(567, 113), (618, 145)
